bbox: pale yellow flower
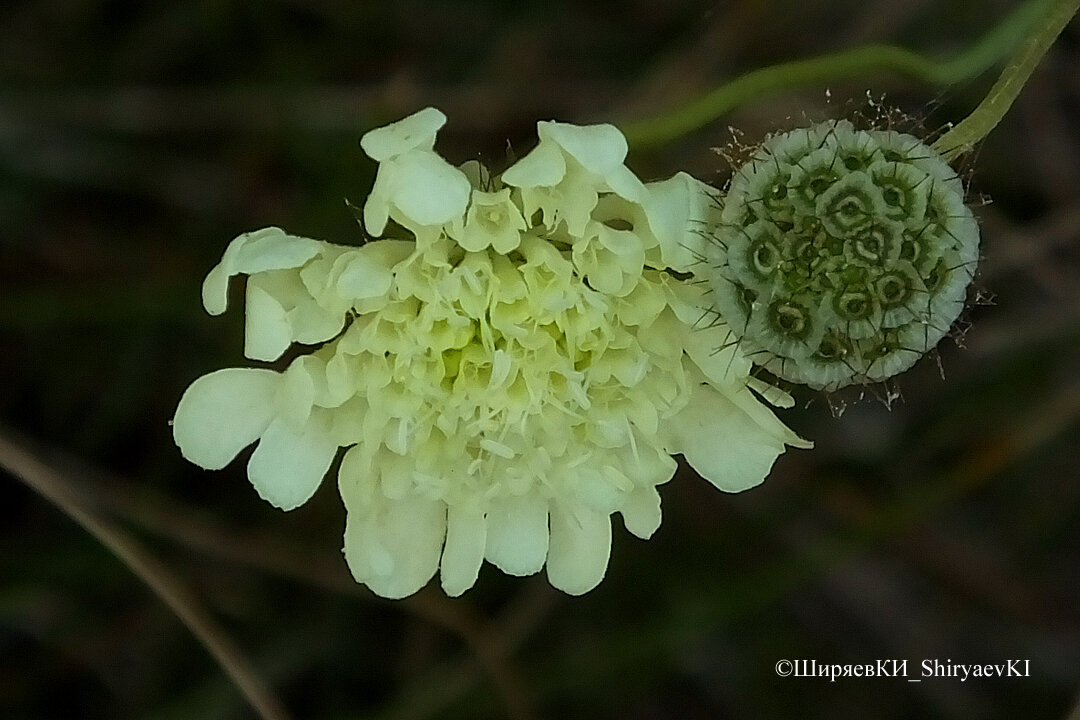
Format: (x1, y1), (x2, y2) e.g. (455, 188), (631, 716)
(173, 108), (808, 599)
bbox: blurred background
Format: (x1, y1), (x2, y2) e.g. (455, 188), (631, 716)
(2, 0), (1079, 718)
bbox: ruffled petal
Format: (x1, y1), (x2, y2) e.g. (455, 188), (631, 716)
(642, 172), (714, 272)
(337, 443), (378, 513)
(484, 494), (549, 576)
(620, 486), (662, 539)
(343, 495), (447, 599)
(538, 121), (627, 175)
(246, 413), (338, 510)
(603, 164), (648, 203)
(664, 381), (794, 492)
(722, 383), (812, 450)
(390, 150), (472, 228)
(546, 501), (611, 595)
(360, 107), (445, 162)
(363, 163), (394, 237)
(334, 242), (414, 304)
(244, 279), (292, 362)
(501, 141), (566, 188)
(746, 376), (796, 408)
(682, 317), (753, 387)
(173, 368), (281, 470)
(287, 297), (347, 345)
(440, 503), (487, 596)
(202, 228), (323, 316)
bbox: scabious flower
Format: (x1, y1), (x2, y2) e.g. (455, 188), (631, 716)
(173, 108), (808, 599)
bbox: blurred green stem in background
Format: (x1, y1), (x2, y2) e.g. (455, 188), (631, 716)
(621, 0), (1065, 148)
(934, 0), (1080, 159)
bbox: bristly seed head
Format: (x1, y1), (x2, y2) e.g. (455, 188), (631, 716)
(706, 120), (979, 391)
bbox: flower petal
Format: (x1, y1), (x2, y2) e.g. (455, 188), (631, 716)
(360, 107), (445, 162)
(391, 150), (472, 227)
(546, 501), (611, 595)
(538, 121), (627, 175)
(664, 382), (788, 493)
(363, 164), (393, 238)
(246, 413), (338, 510)
(202, 227), (322, 316)
(620, 486), (662, 539)
(603, 164), (648, 203)
(343, 495), (446, 599)
(334, 242), (413, 303)
(642, 172), (715, 272)
(484, 494), (549, 576)
(244, 279), (292, 362)
(682, 317), (752, 387)
(440, 503), (487, 596)
(173, 368), (281, 470)
(500, 141), (566, 188)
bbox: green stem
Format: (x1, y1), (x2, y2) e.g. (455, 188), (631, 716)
(622, 0), (1056, 148)
(933, 0), (1080, 159)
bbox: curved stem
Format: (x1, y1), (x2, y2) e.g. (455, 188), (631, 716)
(0, 429), (293, 720)
(933, 0), (1080, 159)
(622, 0), (1056, 148)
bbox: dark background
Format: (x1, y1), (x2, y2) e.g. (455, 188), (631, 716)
(2, 1), (1079, 718)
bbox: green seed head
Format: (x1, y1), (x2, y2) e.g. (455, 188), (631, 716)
(709, 120), (979, 391)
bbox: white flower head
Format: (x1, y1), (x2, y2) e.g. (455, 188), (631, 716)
(173, 108), (808, 599)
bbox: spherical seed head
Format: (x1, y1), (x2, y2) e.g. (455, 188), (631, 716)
(708, 120), (979, 391)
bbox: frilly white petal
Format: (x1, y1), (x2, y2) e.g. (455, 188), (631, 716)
(747, 376), (796, 408)
(244, 280), (292, 362)
(537, 121), (628, 176)
(642, 172), (715, 272)
(246, 413), (338, 510)
(337, 444), (378, 513)
(360, 107), (445, 162)
(620, 486), (663, 539)
(363, 167), (393, 238)
(281, 357), (317, 426)
(682, 317), (752, 387)
(392, 151), (472, 226)
(484, 494), (549, 576)
(546, 501), (611, 596)
(723, 383), (813, 450)
(664, 382), (789, 493)
(173, 368), (281, 470)
(343, 495), (446, 599)
(241, 267), (349, 362)
(603, 164), (648, 203)
(202, 227), (323, 316)
(364, 149), (471, 236)
(440, 503), (487, 596)
(535, 121), (645, 202)
(334, 242), (413, 303)
(501, 141), (567, 188)
(287, 296), (347, 345)
(657, 272), (710, 325)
